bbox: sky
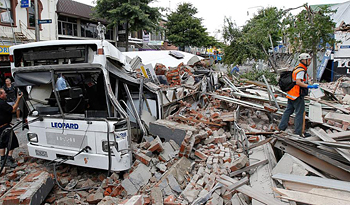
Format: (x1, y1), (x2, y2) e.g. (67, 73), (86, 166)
(76, 0), (347, 40)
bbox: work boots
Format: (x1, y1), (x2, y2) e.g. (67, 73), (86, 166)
(0, 156), (17, 168)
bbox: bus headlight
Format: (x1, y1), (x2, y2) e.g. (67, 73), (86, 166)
(102, 141), (117, 152)
(27, 133), (38, 143)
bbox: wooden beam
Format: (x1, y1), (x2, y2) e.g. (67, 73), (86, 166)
(274, 140), (350, 181)
(219, 175), (285, 205)
(248, 138), (273, 150)
(327, 131), (350, 140)
(306, 96), (350, 114)
(245, 132), (277, 135)
(310, 128), (350, 163)
(230, 159), (268, 177)
(172, 116), (225, 127)
(282, 181), (350, 202)
(272, 173), (350, 192)
(325, 112), (350, 123)
(274, 188), (349, 205)
(227, 177), (249, 191)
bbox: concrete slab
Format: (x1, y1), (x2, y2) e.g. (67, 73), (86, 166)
(129, 163), (152, 190)
(150, 119), (198, 145)
(159, 142), (175, 162)
(0, 171), (54, 205)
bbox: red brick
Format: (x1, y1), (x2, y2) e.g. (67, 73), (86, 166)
(230, 155), (248, 172)
(2, 171), (53, 205)
(148, 137), (164, 153)
(214, 136), (226, 143)
(98, 174), (106, 182)
(223, 157), (231, 163)
(135, 152), (151, 166)
(110, 185), (124, 197)
(342, 121), (350, 130)
(179, 143), (186, 153)
(211, 112), (220, 119)
(195, 150), (208, 161)
(264, 103), (278, 113)
(248, 136), (259, 143)
(207, 130), (213, 136)
(164, 195), (175, 203)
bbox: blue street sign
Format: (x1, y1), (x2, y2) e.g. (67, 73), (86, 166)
(38, 19), (52, 24)
(21, 0), (30, 8)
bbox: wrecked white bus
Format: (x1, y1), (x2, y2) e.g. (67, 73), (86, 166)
(9, 40), (168, 172)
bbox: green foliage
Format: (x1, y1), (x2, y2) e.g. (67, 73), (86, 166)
(283, 4), (336, 53)
(240, 67), (278, 85)
(222, 7), (282, 66)
(165, 3), (208, 50)
(93, 0), (162, 36)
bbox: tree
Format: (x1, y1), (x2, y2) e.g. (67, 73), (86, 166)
(222, 8), (282, 72)
(165, 3), (208, 51)
(283, 4), (336, 81)
(222, 17), (253, 66)
(94, 0), (162, 51)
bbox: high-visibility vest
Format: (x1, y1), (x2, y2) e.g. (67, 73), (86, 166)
(286, 64), (307, 100)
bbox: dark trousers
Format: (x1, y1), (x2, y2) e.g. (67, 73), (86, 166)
(0, 124), (19, 150)
(278, 96), (305, 135)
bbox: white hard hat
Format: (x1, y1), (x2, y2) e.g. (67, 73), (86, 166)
(298, 53), (311, 61)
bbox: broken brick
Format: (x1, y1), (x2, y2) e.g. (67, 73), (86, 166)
(148, 136), (164, 153)
(135, 152), (152, 166)
(248, 136), (260, 143)
(194, 150), (208, 160)
(87, 192), (104, 204)
(1, 171), (54, 205)
(264, 103), (278, 113)
(230, 155), (248, 172)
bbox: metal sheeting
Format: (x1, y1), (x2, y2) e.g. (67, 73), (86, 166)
(14, 71), (52, 86)
(123, 50), (203, 68)
(331, 1), (350, 27)
(105, 60), (139, 85)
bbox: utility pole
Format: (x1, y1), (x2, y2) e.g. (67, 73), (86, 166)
(34, 0), (40, 41)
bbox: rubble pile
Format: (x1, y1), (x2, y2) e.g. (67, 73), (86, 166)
(2, 58), (350, 205)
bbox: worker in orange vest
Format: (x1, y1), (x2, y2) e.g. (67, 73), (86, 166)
(278, 53), (319, 137)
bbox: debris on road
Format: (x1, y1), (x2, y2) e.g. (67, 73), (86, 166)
(2, 54), (350, 205)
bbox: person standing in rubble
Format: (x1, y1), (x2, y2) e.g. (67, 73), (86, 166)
(278, 53), (319, 137)
(3, 78), (21, 121)
(0, 88), (22, 168)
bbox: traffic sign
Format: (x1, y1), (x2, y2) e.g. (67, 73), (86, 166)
(38, 19), (52, 24)
(21, 0), (30, 8)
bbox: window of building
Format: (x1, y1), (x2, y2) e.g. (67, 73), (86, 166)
(81, 21), (113, 40)
(105, 29), (113, 40)
(151, 32), (164, 41)
(58, 16), (78, 36)
(0, 0), (16, 25)
(28, 1), (35, 27)
(81, 21), (97, 38)
(27, 0), (42, 29)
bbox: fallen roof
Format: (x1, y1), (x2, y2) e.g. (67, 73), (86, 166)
(123, 50), (203, 68)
